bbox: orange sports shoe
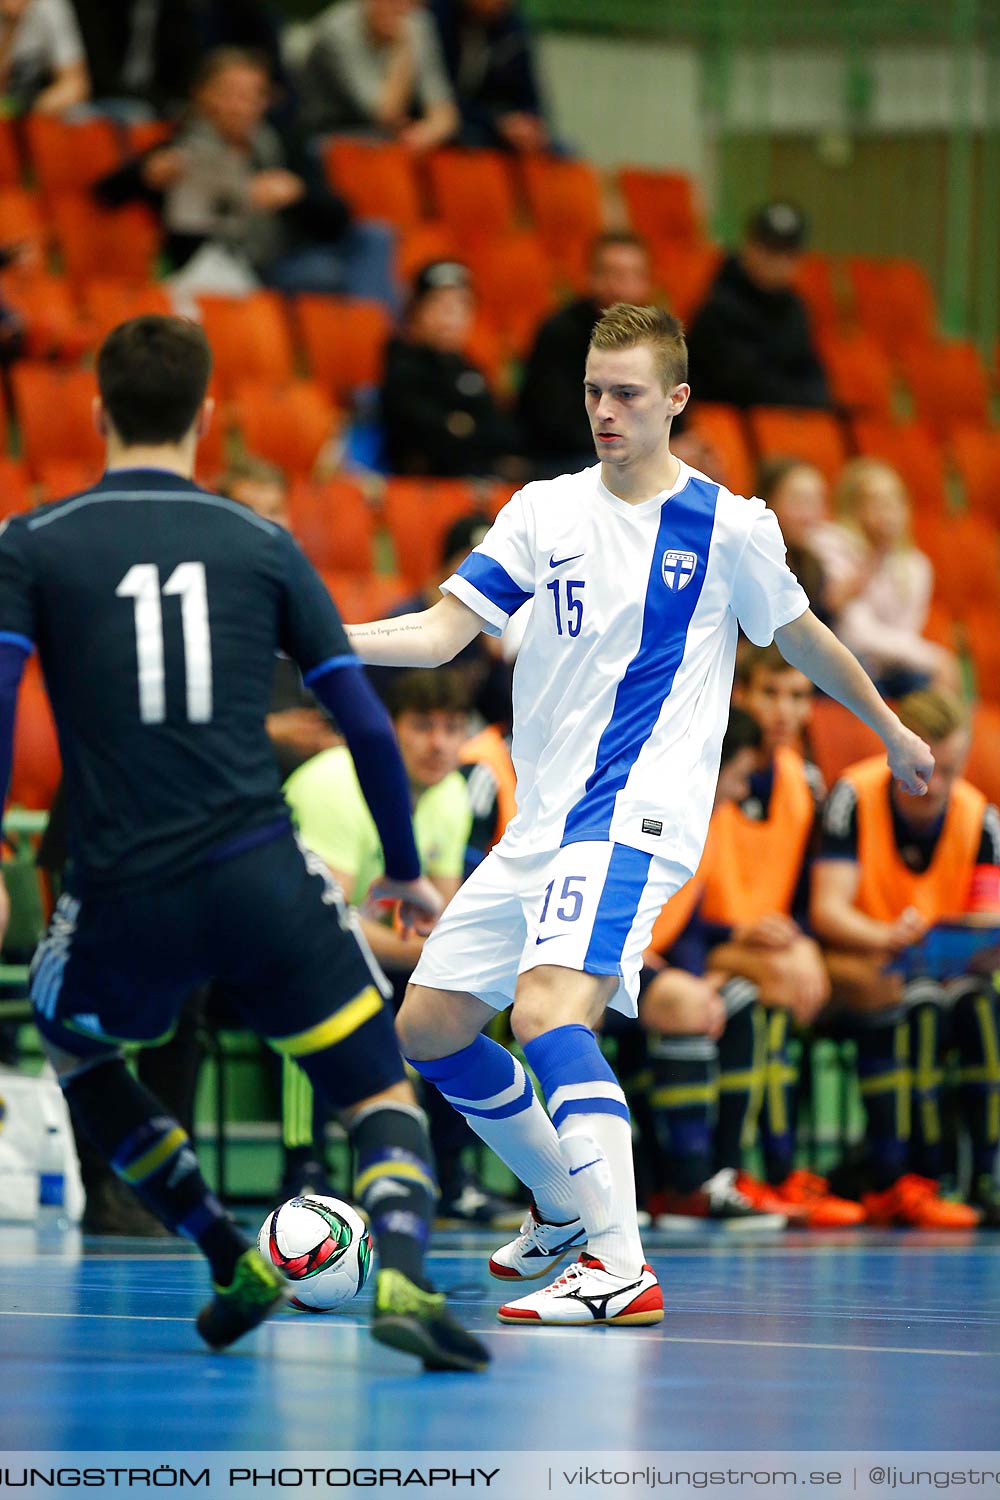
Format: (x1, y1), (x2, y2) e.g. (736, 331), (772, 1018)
(734, 1171), (809, 1223)
(862, 1174), (981, 1229)
(773, 1169), (866, 1228)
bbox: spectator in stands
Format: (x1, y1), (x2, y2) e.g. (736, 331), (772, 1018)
(686, 201), (831, 410)
(381, 259), (518, 477)
(429, 0), (547, 152)
(367, 514), (514, 730)
(811, 688), (1000, 1228)
(0, 0), (89, 115)
(71, 0), (198, 116)
(283, 667), (522, 1226)
(757, 456), (840, 628)
(301, 0), (458, 151)
(518, 231), (652, 478)
(94, 48), (396, 305)
(815, 457), (959, 697)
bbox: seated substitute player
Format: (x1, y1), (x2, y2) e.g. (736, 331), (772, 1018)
(811, 688), (1000, 1228)
(0, 315), (489, 1373)
(345, 302), (934, 1327)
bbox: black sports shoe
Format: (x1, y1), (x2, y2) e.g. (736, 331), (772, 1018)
(370, 1268), (491, 1372)
(436, 1178), (525, 1231)
(278, 1158), (339, 1202)
(196, 1249), (291, 1350)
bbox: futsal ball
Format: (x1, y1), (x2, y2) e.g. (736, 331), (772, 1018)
(257, 1193), (373, 1312)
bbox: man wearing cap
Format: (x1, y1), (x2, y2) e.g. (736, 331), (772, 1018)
(381, 259), (519, 477)
(686, 202), (830, 410)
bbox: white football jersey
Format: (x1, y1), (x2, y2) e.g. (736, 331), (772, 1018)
(443, 461), (809, 877)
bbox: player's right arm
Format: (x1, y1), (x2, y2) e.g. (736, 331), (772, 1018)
(346, 593), (485, 667)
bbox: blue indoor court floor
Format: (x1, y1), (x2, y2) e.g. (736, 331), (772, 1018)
(0, 1225), (998, 1454)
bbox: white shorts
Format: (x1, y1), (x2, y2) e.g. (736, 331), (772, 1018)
(410, 841), (687, 1018)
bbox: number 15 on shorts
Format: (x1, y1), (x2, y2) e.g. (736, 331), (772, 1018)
(536, 875), (586, 945)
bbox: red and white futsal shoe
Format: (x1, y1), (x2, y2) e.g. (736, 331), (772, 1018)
(488, 1200), (587, 1282)
(497, 1253), (664, 1326)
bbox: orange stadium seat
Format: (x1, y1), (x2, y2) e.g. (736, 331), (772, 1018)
(10, 657), (60, 812)
(321, 570), (406, 623)
(922, 598), (957, 650)
(683, 402), (754, 497)
(951, 427), (1000, 526)
(287, 477), (374, 573)
(464, 311), (506, 389)
(196, 291), (295, 394)
(234, 381), (337, 476)
(296, 295), (391, 404)
(748, 407), (848, 484)
(83, 278), (173, 342)
(383, 478), (478, 585)
(965, 609), (1000, 706)
(397, 221), (459, 286)
(967, 703), (1000, 803)
(928, 516), (1000, 619)
(36, 458), (101, 501)
(898, 339), (990, 438)
(819, 331), (894, 419)
(0, 458), (32, 518)
(465, 231), (555, 356)
(793, 253), (842, 335)
(851, 418), (947, 514)
(323, 138), (423, 230)
(124, 121), (174, 157)
(0, 187), (47, 246)
(12, 363), (103, 478)
(654, 242), (722, 323)
(24, 116), (120, 194)
(806, 697), (885, 787)
(847, 256), (937, 350)
(1, 271), (91, 360)
(619, 167), (702, 247)
(520, 155), (604, 273)
(50, 195), (159, 285)
(426, 149), (518, 243)
(0, 120), (21, 186)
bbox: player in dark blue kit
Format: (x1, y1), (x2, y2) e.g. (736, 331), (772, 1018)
(0, 315), (489, 1373)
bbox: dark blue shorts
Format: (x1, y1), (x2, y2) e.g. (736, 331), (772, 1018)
(30, 831), (406, 1109)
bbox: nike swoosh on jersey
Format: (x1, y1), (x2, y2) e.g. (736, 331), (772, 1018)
(569, 1159), (601, 1176)
(549, 552), (585, 568)
(534, 933), (563, 945)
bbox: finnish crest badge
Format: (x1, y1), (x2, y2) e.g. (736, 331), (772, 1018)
(661, 549), (697, 591)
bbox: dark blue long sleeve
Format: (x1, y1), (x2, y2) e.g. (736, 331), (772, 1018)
(0, 639), (28, 811)
(305, 658), (421, 882)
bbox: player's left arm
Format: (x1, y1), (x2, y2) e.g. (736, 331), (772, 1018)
(774, 607), (933, 795)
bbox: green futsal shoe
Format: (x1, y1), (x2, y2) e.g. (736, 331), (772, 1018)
(196, 1248), (291, 1350)
(370, 1268), (491, 1373)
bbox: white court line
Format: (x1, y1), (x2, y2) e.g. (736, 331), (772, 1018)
(0, 1308), (995, 1357)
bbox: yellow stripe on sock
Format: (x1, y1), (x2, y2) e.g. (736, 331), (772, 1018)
(354, 1159), (437, 1199)
(915, 1007), (942, 1146)
(975, 995), (1000, 1143)
(649, 1084), (717, 1108)
(118, 1126), (188, 1185)
(859, 1069), (912, 1095)
(270, 985), (383, 1057)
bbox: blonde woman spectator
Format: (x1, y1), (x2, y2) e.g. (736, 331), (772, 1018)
(814, 457), (959, 697)
(0, 0), (89, 114)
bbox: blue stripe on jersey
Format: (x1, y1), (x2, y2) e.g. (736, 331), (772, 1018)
(303, 654), (361, 686)
(0, 631), (33, 655)
(457, 552), (533, 616)
(561, 476), (719, 844)
(583, 844), (653, 974)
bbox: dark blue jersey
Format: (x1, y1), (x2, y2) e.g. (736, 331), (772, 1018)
(0, 469), (354, 892)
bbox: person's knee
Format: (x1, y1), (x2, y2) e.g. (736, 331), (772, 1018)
(394, 983), (487, 1060)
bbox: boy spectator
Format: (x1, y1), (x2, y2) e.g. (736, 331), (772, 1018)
(283, 668), (520, 1225)
(381, 259), (518, 477)
(517, 232), (651, 477)
(301, 0), (457, 151)
(686, 201), (830, 410)
(0, 0), (88, 114)
(429, 0), (547, 152)
(95, 48), (395, 305)
(811, 689), (1000, 1227)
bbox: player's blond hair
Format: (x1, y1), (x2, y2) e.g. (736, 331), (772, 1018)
(588, 303), (688, 391)
(896, 689), (968, 744)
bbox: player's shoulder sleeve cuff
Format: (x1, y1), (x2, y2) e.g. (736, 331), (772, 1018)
(440, 574), (508, 638)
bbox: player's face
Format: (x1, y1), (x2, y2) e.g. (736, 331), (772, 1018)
(769, 465), (827, 547)
(584, 344), (683, 467)
(394, 708), (469, 789)
(714, 747), (757, 809)
(737, 666), (814, 752)
(741, 241), (801, 291)
(411, 286), (474, 354)
(198, 63), (270, 144)
(589, 245), (652, 309)
(893, 728), (969, 823)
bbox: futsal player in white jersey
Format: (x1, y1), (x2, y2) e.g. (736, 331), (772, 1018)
(347, 304), (934, 1326)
